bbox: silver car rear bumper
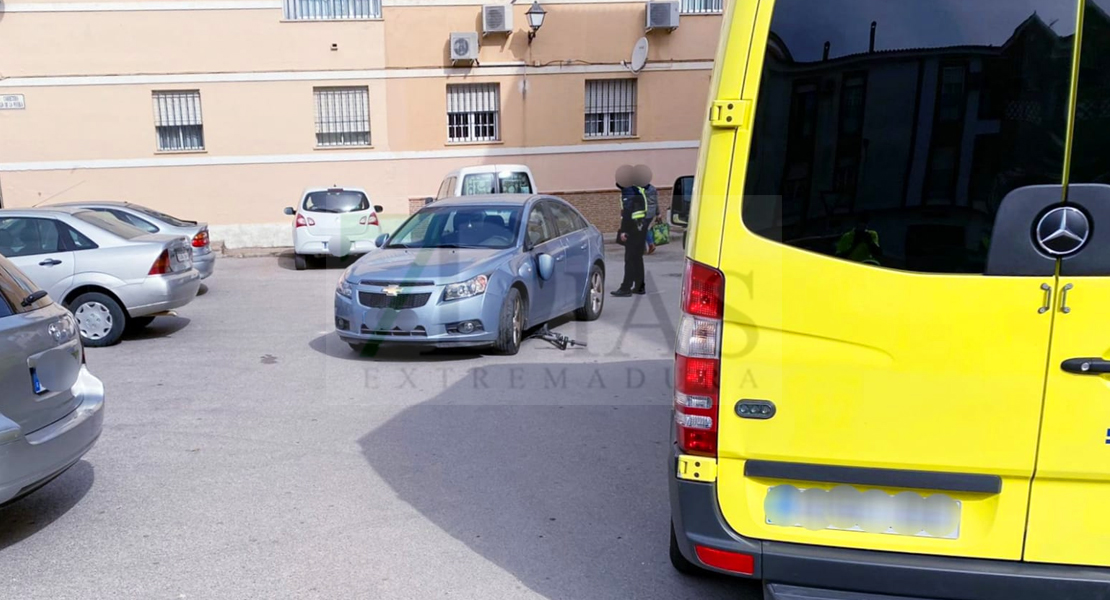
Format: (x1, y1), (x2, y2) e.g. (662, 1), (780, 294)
(193, 249), (216, 280)
(0, 366), (104, 505)
(123, 269), (202, 317)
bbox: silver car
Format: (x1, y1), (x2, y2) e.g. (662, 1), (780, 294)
(0, 253), (104, 506)
(334, 195), (606, 355)
(0, 208), (201, 346)
(54, 201), (216, 280)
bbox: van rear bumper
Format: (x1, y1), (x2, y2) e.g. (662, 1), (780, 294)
(670, 454), (1110, 600)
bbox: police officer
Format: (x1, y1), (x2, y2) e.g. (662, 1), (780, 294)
(836, 212), (882, 265)
(613, 165), (650, 297)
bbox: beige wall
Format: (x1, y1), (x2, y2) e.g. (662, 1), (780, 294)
(0, 11), (388, 76)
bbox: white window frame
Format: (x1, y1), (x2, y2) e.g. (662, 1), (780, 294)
(446, 83), (501, 143)
(584, 79), (637, 139)
(314, 86), (371, 148)
(283, 0), (381, 20)
(152, 90), (204, 152)
(679, 0), (722, 14)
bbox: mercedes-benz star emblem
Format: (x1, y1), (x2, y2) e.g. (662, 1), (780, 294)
(1035, 206), (1090, 257)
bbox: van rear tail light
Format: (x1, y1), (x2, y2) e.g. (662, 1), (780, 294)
(682, 259), (725, 319)
(191, 229), (210, 248)
(149, 250), (172, 275)
(675, 259), (724, 457)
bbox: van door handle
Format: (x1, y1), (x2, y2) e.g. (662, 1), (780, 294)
(38, 258), (62, 266)
(1061, 358), (1110, 375)
(1060, 283), (1074, 314)
(1038, 283), (1051, 314)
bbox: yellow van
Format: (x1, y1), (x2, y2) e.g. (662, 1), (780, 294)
(670, 0), (1110, 598)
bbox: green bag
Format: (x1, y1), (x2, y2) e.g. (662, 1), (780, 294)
(650, 221), (670, 246)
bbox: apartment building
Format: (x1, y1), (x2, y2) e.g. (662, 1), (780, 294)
(0, 0), (722, 247)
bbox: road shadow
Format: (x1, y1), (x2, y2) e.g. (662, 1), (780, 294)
(196, 283), (209, 297)
(308, 332), (483, 363)
(359, 360), (751, 600)
(276, 251), (361, 272)
(0, 461), (94, 552)
(121, 316), (191, 342)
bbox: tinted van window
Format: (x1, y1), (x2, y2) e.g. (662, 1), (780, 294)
(742, 0), (1076, 274)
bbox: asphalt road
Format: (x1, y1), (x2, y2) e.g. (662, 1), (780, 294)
(0, 241), (760, 600)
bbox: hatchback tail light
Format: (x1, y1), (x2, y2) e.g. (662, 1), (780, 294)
(149, 250), (172, 275)
(295, 214), (315, 228)
(368, 213), (380, 226)
(675, 259), (724, 457)
(191, 229), (210, 248)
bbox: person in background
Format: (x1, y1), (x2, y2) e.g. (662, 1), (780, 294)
(836, 212), (882, 265)
(613, 165), (650, 297)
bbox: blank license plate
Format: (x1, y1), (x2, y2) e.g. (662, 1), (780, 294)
(175, 249), (189, 263)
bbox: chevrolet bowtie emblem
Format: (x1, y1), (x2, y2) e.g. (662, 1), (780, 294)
(382, 285), (403, 296)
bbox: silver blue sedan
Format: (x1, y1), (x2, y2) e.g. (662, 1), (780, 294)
(334, 194), (606, 355)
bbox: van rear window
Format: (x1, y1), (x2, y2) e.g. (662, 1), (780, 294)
(741, 0), (1076, 274)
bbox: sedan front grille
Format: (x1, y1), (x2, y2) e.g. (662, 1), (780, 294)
(360, 325), (428, 337)
(358, 292), (432, 309)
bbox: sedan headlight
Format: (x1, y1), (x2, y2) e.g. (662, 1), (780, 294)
(336, 279), (353, 299)
(48, 313), (78, 344)
(443, 275), (489, 301)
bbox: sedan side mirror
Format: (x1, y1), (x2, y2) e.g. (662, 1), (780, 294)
(373, 205), (384, 213)
(424, 197), (435, 205)
(283, 207), (295, 216)
(536, 253), (555, 281)
(375, 233), (390, 248)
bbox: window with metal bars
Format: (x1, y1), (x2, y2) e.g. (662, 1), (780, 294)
(283, 0), (380, 20)
(584, 79), (637, 139)
(680, 0), (722, 13)
(446, 83), (500, 143)
(314, 86), (371, 147)
(152, 90), (204, 152)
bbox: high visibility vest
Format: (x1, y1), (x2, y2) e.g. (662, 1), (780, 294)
(631, 187), (647, 221)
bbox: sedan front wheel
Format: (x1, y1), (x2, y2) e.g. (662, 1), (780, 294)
(493, 288), (523, 356)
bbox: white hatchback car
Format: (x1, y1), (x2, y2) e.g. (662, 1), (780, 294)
(284, 187), (383, 270)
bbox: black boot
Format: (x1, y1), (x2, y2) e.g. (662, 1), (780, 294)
(611, 287), (633, 297)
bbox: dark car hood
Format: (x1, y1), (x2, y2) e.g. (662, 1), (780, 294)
(347, 247), (514, 283)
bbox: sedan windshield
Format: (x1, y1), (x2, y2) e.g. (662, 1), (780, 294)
(388, 206), (521, 249)
(302, 190), (370, 214)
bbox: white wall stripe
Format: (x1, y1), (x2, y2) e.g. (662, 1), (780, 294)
(1, 0), (652, 12)
(0, 140), (700, 172)
(0, 61), (713, 88)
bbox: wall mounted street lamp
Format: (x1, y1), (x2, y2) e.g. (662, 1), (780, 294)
(526, 1), (546, 44)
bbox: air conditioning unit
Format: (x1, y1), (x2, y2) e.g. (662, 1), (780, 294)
(646, 1), (680, 31)
(450, 32), (479, 62)
(482, 5), (513, 35)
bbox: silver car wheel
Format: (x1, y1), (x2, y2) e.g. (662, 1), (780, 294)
(75, 301), (113, 340)
(590, 271), (604, 313)
(512, 299), (522, 346)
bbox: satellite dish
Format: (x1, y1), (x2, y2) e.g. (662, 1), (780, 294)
(629, 37), (649, 73)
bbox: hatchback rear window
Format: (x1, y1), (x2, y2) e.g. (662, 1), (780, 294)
(0, 255), (51, 316)
(73, 210), (147, 240)
(302, 190), (370, 214)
